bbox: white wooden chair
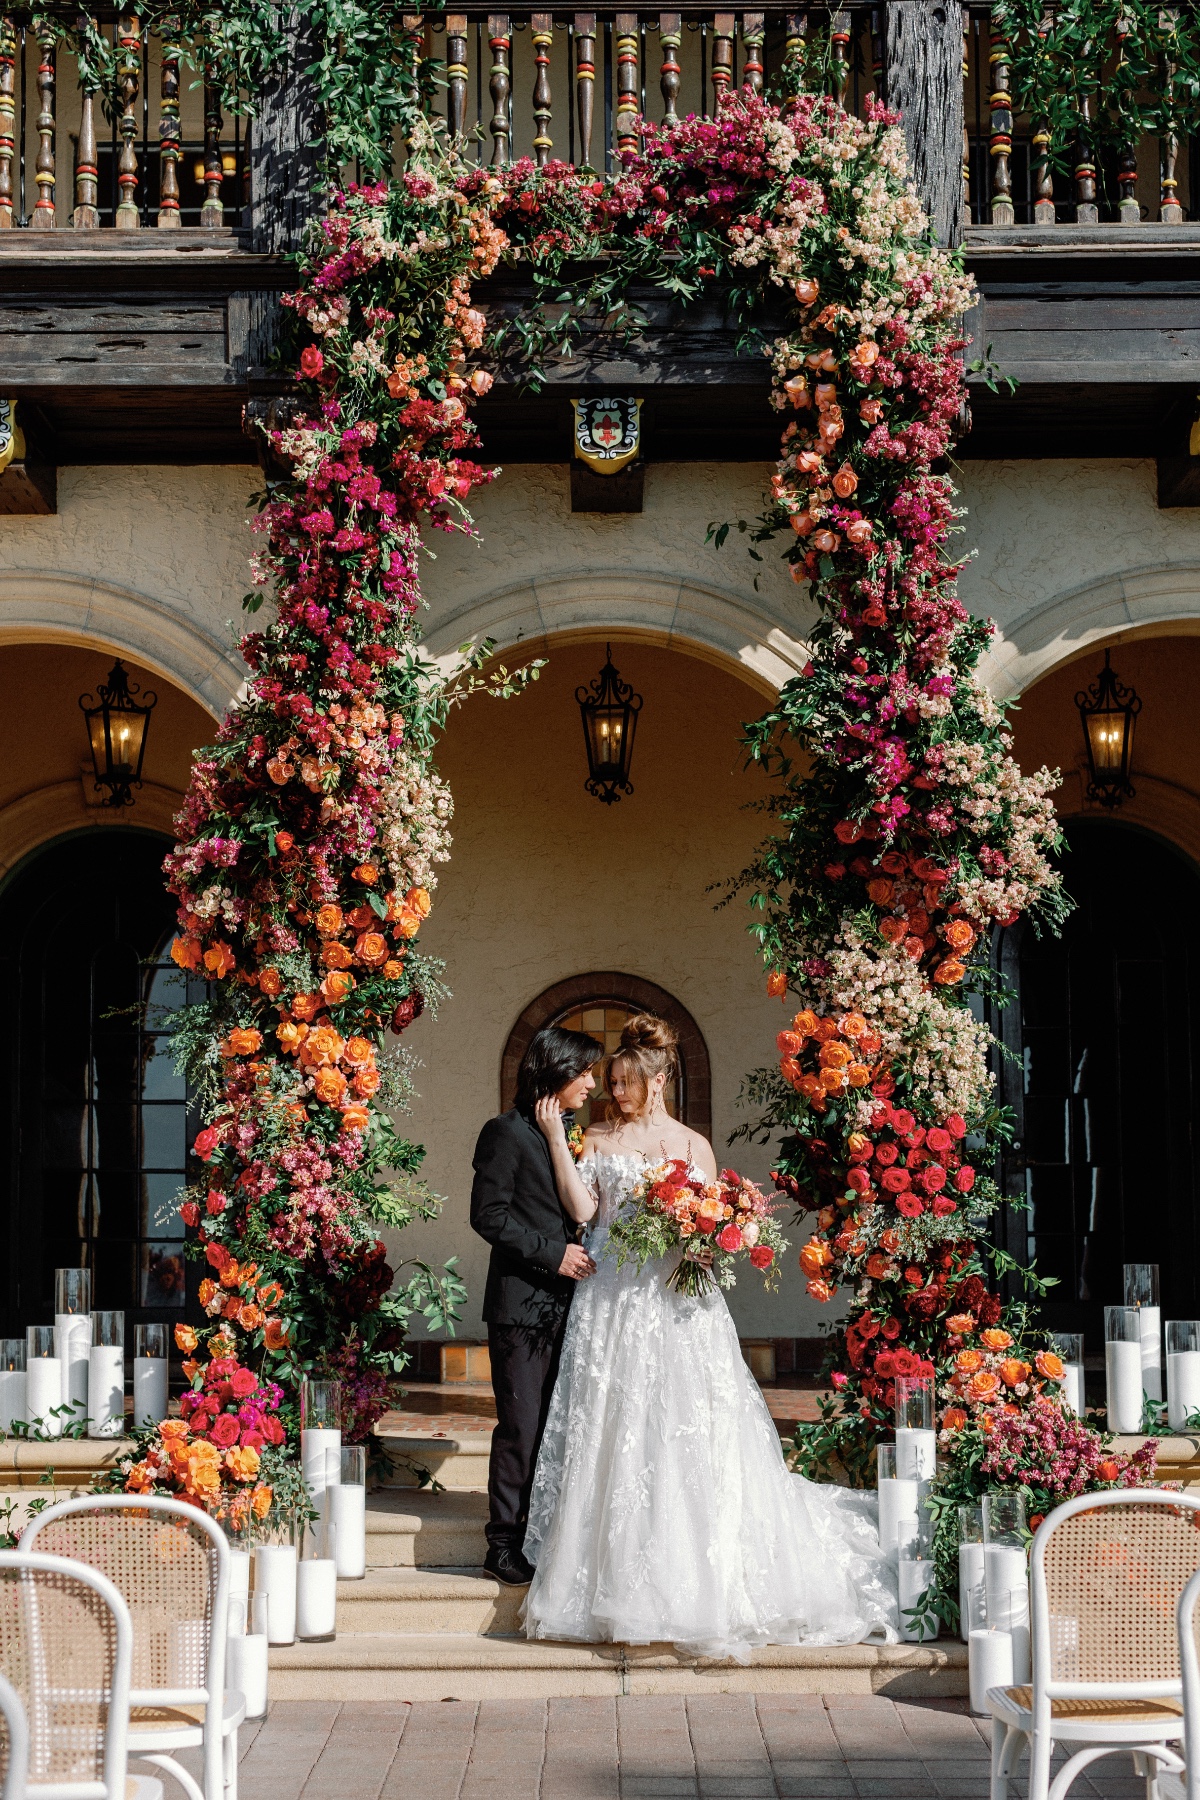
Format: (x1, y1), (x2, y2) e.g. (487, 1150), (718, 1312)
(987, 1489), (1200, 1800)
(21, 1499), (245, 1800)
(0, 1548), (162, 1800)
(1158, 1566), (1200, 1800)
(0, 1669), (29, 1800)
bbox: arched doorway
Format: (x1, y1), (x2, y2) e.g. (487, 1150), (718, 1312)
(995, 819), (1200, 1346)
(0, 830), (199, 1337)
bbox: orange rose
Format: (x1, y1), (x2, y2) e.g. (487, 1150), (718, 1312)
(175, 1324), (198, 1353)
(320, 970), (355, 1004)
(946, 1313), (976, 1336)
(171, 936), (203, 971)
(981, 1328), (1014, 1351)
(819, 1040), (852, 1070)
(1098, 1459), (1120, 1482)
(352, 863), (379, 886)
(793, 1010), (819, 1038)
(767, 971), (788, 997)
(999, 1358), (1030, 1388)
(238, 1303), (264, 1332)
(125, 1460), (156, 1494)
(321, 941), (354, 970)
(933, 958), (965, 986)
(203, 942), (236, 979)
(1035, 1350), (1065, 1381)
(342, 1036), (375, 1069)
(224, 1027), (262, 1057)
(847, 1063), (872, 1087)
(865, 1253), (892, 1279)
(940, 1408), (968, 1432)
(198, 1278), (217, 1306)
(257, 1281), (284, 1308)
(393, 909), (422, 940)
(258, 967), (283, 997)
(819, 1068), (846, 1094)
(313, 1066), (347, 1105)
(300, 1025), (344, 1067)
(879, 917), (906, 943)
(799, 1240), (833, 1277)
(159, 1418), (190, 1442)
(263, 1318), (290, 1352)
(251, 1484), (273, 1519)
(866, 878), (894, 907)
(292, 993), (320, 1022)
(839, 1013), (868, 1039)
(404, 886), (432, 918)
(352, 1067), (381, 1098)
(185, 1443), (222, 1496)
(956, 1349), (983, 1374)
(219, 1259), (243, 1289)
(315, 904), (344, 938)
(944, 919), (976, 953)
(807, 1277), (835, 1303)
(969, 1370), (1002, 1402)
(226, 1445), (261, 1483)
(383, 959), (404, 980)
(222, 1296), (241, 1320)
(355, 931), (389, 967)
(278, 1020), (309, 1054)
(340, 1104), (371, 1133)
(181, 1357), (201, 1383)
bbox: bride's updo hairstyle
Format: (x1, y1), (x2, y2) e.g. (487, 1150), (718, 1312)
(605, 1013), (679, 1119)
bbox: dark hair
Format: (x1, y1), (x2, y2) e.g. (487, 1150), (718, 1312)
(515, 1024), (604, 1109)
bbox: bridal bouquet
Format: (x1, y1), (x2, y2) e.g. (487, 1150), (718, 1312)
(606, 1160), (789, 1297)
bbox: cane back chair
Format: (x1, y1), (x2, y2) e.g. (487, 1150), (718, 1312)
(0, 1668), (29, 1800)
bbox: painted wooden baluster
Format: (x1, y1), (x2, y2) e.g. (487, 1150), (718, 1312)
(1113, 13), (1138, 223)
(830, 8), (850, 107)
(962, 6), (971, 223)
(614, 12), (639, 160)
(157, 15), (182, 226)
(0, 16), (13, 227)
(1032, 3), (1056, 223)
(1159, 7), (1183, 222)
(741, 13), (764, 93)
(711, 12), (735, 110)
(658, 13), (681, 123)
(784, 11), (807, 86)
(988, 13), (1014, 224)
(574, 12), (595, 166)
(446, 13), (468, 141)
(31, 25), (55, 226)
(201, 65), (223, 225)
(115, 9), (141, 229)
(488, 13), (511, 166)
(71, 12), (99, 227)
(1073, 95), (1098, 223)
(532, 13), (552, 163)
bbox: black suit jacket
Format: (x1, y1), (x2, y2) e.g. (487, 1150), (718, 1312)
(470, 1107), (577, 1329)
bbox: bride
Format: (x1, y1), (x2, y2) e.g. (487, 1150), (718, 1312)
(522, 1012), (897, 1660)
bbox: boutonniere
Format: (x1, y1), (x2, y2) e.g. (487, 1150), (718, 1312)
(566, 1122), (585, 1162)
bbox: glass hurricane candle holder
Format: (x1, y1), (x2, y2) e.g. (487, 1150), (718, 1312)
(88, 1310), (125, 1438)
(0, 1339), (26, 1434)
(1049, 1332), (1085, 1416)
(300, 1378), (343, 1527)
(1105, 1304), (1145, 1434)
(983, 1493), (1029, 1683)
(1167, 1321), (1200, 1433)
(54, 1266), (92, 1422)
(327, 1444), (367, 1579)
(133, 1322), (169, 1426)
(1125, 1264), (1162, 1403)
(26, 1326), (62, 1438)
(894, 1375), (936, 1480)
(957, 1501), (985, 1645)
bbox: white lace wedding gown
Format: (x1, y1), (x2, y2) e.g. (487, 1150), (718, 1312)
(523, 1152), (898, 1661)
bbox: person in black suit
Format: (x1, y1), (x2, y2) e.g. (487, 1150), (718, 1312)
(471, 1023), (604, 1586)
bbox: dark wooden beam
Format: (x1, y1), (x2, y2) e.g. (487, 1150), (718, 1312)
(885, 0), (964, 249)
(245, 5), (325, 367)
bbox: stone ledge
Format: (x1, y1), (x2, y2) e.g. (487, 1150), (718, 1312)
(0, 1438), (133, 1488)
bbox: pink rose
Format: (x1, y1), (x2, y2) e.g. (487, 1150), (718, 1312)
(717, 1224), (743, 1253)
(749, 1246), (774, 1270)
(954, 1165), (975, 1192)
(229, 1367), (257, 1400)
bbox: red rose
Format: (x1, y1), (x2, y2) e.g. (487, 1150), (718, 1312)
(895, 1192), (924, 1218)
(891, 1110), (915, 1136)
(834, 820), (860, 844)
(880, 1317), (901, 1340)
(240, 1429), (265, 1451)
(230, 1367), (257, 1399)
(300, 346), (324, 378)
(880, 1167), (911, 1192)
(874, 1142), (899, 1167)
(946, 1113), (967, 1139)
(205, 1190), (227, 1216)
(717, 1225), (743, 1253)
(920, 1164), (947, 1194)
(749, 1246), (774, 1269)
(193, 1126), (220, 1161)
(954, 1165), (975, 1192)
(209, 1414), (240, 1448)
(925, 1127), (952, 1154)
(180, 1201), (200, 1228)
(846, 1168), (871, 1192)
(874, 1351), (897, 1378)
(932, 1196), (958, 1217)
(891, 1349), (919, 1378)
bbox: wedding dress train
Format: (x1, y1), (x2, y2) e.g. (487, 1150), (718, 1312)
(523, 1152), (898, 1661)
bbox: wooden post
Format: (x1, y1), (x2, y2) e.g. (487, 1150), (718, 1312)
(158, 16), (182, 227)
(659, 13), (680, 123)
(446, 13), (468, 142)
(884, 0), (964, 246)
(201, 50), (223, 227)
(742, 13), (764, 93)
(488, 14), (511, 166)
(1033, 3), (1056, 224)
(785, 12), (807, 85)
(1159, 8), (1183, 223)
(115, 10), (141, 229)
(829, 8), (850, 106)
(31, 26), (55, 227)
(575, 12), (596, 166)
(245, 4), (323, 367)
(1073, 96), (1098, 224)
(614, 12), (639, 159)
(0, 16), (13, 228)
(532, 13), (552, 163)
(988, 14), (1014, 225)
(711, 12), (735, 110)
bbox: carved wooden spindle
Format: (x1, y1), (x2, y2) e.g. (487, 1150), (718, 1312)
(1109, 11), (1137, 223)
(115, 10), (142, 229)
(446, 13), (468, 141)
(658, 12), (681, 123)
(1032, 3), (1055, 223)
(201, 66), (223, 225)
(614, 12), (639, 160)
(574, 12), (595, 167)
(741, 13), (764, 93)
(488, 13), (511, 166)
(1159, 8), (1183, 223)
(988, 17), (1014, 225)
(784, 12), (807, 85)
(1073, 95), (1098, 223)
(830, 8), (851, 107)
(30, 26), (55, 227)
(157, 16), (182, 227)
(0, 16), (13, 228)
(962, 6), (970, 222)
(711, 12), (734, 110)
(531, 13), (552, 163)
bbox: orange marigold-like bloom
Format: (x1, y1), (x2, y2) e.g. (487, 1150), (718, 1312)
(175, 1325), (198, 1353)
(968, 1370), (1002, 1402)
(315, 904), (344, 938)
(313, 1066), (348, 1105)
(981, 1328), (1014, 1351)
(1035, 1350), (1065, 1381)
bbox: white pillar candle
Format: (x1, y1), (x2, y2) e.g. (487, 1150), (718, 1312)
(300, 1428), (341, 1504)
(1061, 1363), (1085, 1418)
(226, 1631), (268, 1721)
(898, 1558), (936, 1642)
(254, 1544), (297, 1645)
(877, 1477), (919, 1559)
(296, 1559), (338, 1641)
(1138, 1306), (1163, 1403)
(1169, 1352), (1200, 1433)
(132, 1356), (169, 1427)
(0, 1370), (26, 1434)
(895, 1427), (936, 1481)
(88, 1346), (125, 1438)
(228, 1549), (251, 1633)
(985, 1543), (1030, 1685)
(26, 1357), (63, 1436)
(969, 1628), (1014, 1716)
(327, 1482), (366, 1579)
(959, 1540), (986, 1644)
(1106, 1337), (1145, 1434)
(54, 1315), (91, 1420)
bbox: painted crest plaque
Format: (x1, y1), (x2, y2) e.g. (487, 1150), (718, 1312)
(573, 396), (642, 475)
(0, 399), (17, 476)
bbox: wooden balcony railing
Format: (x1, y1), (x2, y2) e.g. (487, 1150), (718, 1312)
(0, 3), (1197, 233)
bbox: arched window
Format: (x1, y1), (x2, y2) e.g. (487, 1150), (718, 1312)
(500, 973), (711, 1136)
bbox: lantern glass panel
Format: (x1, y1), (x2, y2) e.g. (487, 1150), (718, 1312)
(1086, 707), (1129, 776)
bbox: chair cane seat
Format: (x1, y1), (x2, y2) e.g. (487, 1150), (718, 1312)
(129, 1704), (207, 1731)
(992, 1685), (1184, 1731)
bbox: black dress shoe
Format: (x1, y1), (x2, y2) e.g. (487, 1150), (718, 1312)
(484, 1545), (536, 1586)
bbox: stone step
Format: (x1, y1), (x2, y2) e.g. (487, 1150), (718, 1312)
(375, 1422), (492, 1490)
(269, 1631), (968, 1701)
(397, 1381), (498, 1420)
(336, 1566), (524, 1635)
(365, 1489), (489, 1566)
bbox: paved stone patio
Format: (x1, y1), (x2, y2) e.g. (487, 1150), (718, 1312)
(217, 1695), (1150, 1799)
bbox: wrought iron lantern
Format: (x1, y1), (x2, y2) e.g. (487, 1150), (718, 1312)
(1075, 648), (1141, 808)
(576, 646), (642, 804)
(79, 659), (157, 808)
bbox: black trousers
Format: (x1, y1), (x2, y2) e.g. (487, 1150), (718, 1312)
(486, 1316), (567, 1553)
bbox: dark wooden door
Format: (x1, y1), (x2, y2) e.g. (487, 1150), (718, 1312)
(994, 820), (1200, 1350)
